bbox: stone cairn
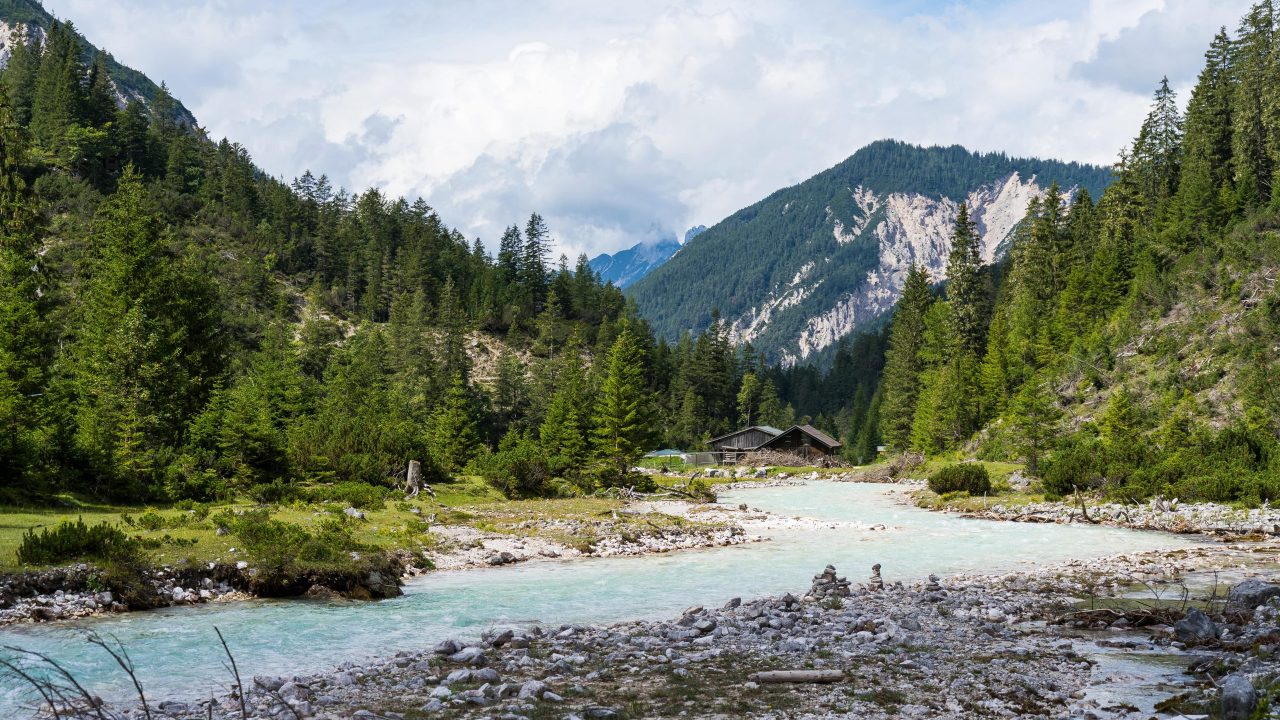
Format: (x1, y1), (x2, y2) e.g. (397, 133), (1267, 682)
(807, 565), (852, 599)
(868, 563), (885, 591)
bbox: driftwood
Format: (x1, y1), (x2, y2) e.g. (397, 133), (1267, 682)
(748, 670), (845, 684)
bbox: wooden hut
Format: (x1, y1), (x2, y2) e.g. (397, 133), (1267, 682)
(707, 425), (782, 462)
(760, 424), (842, 461)
(705, 424), (842, 463)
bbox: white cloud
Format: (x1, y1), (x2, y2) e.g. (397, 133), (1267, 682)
(45, 0), (1253, 259)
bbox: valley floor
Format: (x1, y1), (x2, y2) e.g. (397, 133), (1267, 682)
(77, 540), (1280, 720)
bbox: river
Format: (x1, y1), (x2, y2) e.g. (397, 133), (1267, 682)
(0, 482), (1199, 713)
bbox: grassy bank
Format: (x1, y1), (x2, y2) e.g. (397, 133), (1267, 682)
(0, 476), (729, 573)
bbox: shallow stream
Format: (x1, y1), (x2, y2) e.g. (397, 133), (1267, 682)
(0, 482), (1200, 712)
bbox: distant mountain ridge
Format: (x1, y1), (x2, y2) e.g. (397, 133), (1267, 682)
(0, 0), (196, 125)
(588, 225), (706, 288)
(627, 140), (1112, 365)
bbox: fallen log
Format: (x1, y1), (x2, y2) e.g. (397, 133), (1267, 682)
(748, 670), (845, 684)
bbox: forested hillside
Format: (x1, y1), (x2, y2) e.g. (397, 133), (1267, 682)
(851, 4), (1280, 504)
(0, 0), (195, 125)
(628, 140), (1112, 365)
(0, 13), (823, 504)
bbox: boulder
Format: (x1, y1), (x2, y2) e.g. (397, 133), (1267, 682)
(449, 646), (488, 666)
(253, 675), (286, 691)
(432, 639), (460, 656)
(1226, 579), (1280, 615)
(1173, 608), (1218, 645)
(1221, 673), (1257, 720)
(517, 679), (547, 699)
(343, 507), (365, 520)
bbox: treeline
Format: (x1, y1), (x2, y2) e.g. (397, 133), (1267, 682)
(0, 21), (832, 503)
(858, 4), (1280, 503)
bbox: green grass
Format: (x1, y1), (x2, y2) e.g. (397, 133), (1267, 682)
(0, 475), (724, 572)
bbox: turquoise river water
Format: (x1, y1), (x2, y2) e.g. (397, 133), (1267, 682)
(0, 482), (1199, 713)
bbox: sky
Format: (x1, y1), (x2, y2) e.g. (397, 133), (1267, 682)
(44, 0), (1254, 261)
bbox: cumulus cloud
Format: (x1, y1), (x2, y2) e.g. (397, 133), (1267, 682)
(44, 0), (1253, 258)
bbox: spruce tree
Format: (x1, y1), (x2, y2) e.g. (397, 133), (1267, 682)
(1176, 28), (1235, 243)
(878, 263), (932, 449)
(945, 204), (988, 356)
(427, 373), (481, 474)
(592, 323), (652, 485)
(1232, 1), (1275, 206)
(1010, 375), (1061, 477)
(67, 168), (223, 496)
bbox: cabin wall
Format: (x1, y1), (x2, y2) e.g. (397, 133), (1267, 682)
(711, 428), (776, 450)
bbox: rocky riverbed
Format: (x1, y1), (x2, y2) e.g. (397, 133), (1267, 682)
(27, 542), (1272, 720)
(942, 495), (1280, 538)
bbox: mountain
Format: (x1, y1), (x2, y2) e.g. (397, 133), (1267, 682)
(588, 225), (706, 288)
(588, 237), (681, 288)
(0, 0), (196, 125)
(628, 140), (1112, 366)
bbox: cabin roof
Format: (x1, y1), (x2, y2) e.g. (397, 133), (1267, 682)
(764, 424), (842, 449)
(706, 425), (783, 444)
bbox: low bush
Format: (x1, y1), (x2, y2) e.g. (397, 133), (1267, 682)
(249, 479), (300, 505)
(16, 518), (138, 566)
(927, 464), (991, 496)
(481, 431), (552, 498)
(305, 481), (393, 510)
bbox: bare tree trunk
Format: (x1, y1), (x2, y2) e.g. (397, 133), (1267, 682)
(406, 460), (422, 498)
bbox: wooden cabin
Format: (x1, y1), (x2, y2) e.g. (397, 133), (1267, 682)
(708, 425), (783, 452)
(705, 424), (841, 463)
(760, 424), (842, 460)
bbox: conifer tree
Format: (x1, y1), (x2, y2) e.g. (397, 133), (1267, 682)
(0, 95), (45, 483)
(1233, 1), (1275, 206)
(592, 323), (652, 485)
(878, 264), (932, 449)
(1176, 28), (1235, 243)
(1010, 375), (1061, 477)
(67, 168), (223, 496)
(945, 204), (988, 356)
(427, 373), (480, 474)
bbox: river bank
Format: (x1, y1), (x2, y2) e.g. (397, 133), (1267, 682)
(59, 541), (1273, 720)
(0, 494), (771, 626)
(917, 488), (1280, 539)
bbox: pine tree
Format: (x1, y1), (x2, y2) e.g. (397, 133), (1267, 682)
(1010, 375), (1061, 477)
(85, 52), (116, 127)
(521, 212), (550, 308)
(878, 264), (932, 449)
(1176, 28), (1235, 243)
(3, 28), (41, 127)
(945, 204), (988, 356)
(592, 323), (652, 485)
(29, 21), (87, 150)
(1233, 1), (1275, 206)
(0, 95), (46, 483)
(1130, 77), (1184, 205)
(427, 373), (480, 474)
(736, 372), (761, 426)
(67, 168), (224, 496)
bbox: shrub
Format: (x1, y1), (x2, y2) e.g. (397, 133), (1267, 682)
(214, 508), (366, 570)
(305, 481), (392, 510)
(250, 479), (300, 505)
(16, 518), (137, 566)
(1041, 440), (1104, 497)
(481, 431), (552, 498)
(927, 464), (991, 496)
